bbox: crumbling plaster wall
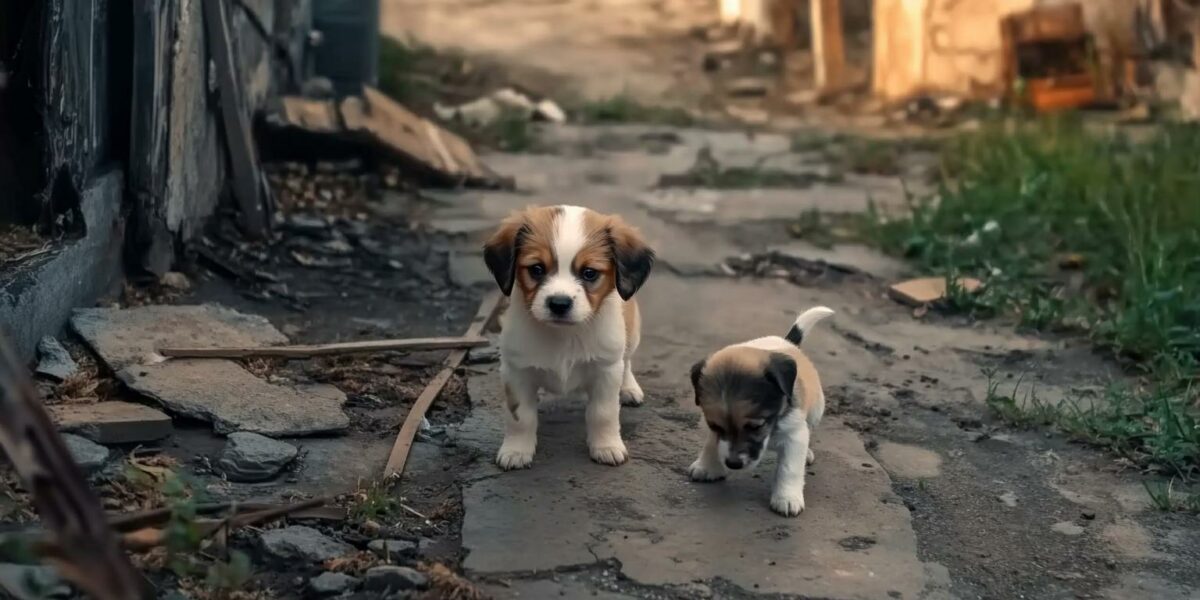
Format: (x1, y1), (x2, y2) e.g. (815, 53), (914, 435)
(873, 0), (1138, 100)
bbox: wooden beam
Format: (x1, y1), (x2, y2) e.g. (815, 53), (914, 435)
(384, 292), (504, 478)
(158, 336), (490, 359)
(810, 0), (846, 91)
(203, 0), (270, 238)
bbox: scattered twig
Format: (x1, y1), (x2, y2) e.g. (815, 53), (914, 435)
(158, 335), (489, 359)
(385, 293), (504, 478)
(120, 497), (330, 552)
(398, 502), (429, 521)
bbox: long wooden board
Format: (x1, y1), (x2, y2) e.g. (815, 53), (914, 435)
(384, 292), (504, 478)
(158, 335), (489, 359)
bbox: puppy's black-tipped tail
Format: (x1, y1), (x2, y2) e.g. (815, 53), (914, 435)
(783, 306), (835, 346)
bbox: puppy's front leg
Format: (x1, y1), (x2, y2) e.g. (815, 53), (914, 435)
(770, 423), (811, 517)
(688, 429), (727, 482)
(586, 362), (628, 465)
(497, 368), (539, 470)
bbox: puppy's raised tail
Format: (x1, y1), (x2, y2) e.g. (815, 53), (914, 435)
(783, 306), (835, 346)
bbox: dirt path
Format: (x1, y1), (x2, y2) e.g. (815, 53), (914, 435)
(381, 0), (716, 106)
(419, 126), (1200, 599)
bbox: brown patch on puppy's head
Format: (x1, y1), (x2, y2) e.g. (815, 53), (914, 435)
(483, 206), (562, 305)
(690, 347), (797, 470)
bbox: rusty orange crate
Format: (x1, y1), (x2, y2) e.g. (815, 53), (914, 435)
(1027, 75), (1096, 112)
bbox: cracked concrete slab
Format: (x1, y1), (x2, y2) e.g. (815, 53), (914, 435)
(458, 369), (939, 598)
(119, 359), (349, 436)
(71, 305), (288, 370)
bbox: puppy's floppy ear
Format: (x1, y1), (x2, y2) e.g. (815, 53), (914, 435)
(483, 213), (527, 296)
(607, 218), (655, 300)
(689, 359), (706, 405)
(764, 353), (798, 406)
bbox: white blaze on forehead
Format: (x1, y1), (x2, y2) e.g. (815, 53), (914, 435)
(552, 205), (589, 276)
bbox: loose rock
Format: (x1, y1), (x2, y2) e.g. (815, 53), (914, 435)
(159, 272), (191, 290)
(62, 433), (110, 473)
(35, 337), (78, 381)
(0, 564), (70, 600)
(217, 432), (299, 482)
(260, 526), (353, 563)
(998, 492), (1018, 508)
(308, 572), (359, 597)
(368, 539), (418, 560)
(363, 566), (429, 592)
(1052, 522), (1085, 536)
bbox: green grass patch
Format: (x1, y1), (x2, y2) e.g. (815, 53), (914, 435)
(378, 36), (440, 106)
(576, 95), (694, 127)
(876, 116), (1200, 476)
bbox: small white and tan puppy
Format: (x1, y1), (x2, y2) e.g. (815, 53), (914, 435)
(483, 205), (655, 470)
(687, 306), (834, 516)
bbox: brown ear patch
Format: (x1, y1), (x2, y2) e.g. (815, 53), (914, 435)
(483, 206), (562, 302)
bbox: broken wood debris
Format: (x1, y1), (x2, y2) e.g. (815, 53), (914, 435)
(0, 331), (146, 600)
(119, 497), (329, 552)
(888, 277), (984, 306)
(384, 293), (504, 478)
(203, 0), (272, 238)
(264, 87), (510, 189)
(158, 335), (490, 359)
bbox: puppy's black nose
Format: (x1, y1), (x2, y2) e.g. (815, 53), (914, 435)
(725, 457), (744, 470)
(546, 295), (573, 316)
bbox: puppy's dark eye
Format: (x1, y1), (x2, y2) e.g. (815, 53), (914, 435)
(744, 422), (764, 432)
(707, 422), (725, 436)
(579, 267), (599, 282)
(528, 264), (546, 280)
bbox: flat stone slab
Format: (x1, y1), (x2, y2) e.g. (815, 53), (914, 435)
(457, 370), (936, 598)
(768, 241), (911, 281)
(71, 304), (288, 371)
(48, 401), (173, 444)
(119, 360), (348, 436)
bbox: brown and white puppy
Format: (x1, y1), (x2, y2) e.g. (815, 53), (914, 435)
(688, 306), (834, 516)
(483, 205), (655, 470)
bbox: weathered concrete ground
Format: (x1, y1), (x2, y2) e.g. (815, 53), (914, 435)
(422, 126), (1200, 599)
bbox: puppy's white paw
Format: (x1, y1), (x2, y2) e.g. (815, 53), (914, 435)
(688, 459), (727, 482)
(589, 440), (629, 466)
(806, 448), (815, 465)
(619, 387), (645, 406)
(770, 491), (806, 517)
(496, 443), (535, 470)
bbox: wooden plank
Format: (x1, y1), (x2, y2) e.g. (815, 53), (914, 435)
(888, 277), (983, 306)
(203, 0), (270, 238)
(810, 0), (846, 91)
(384, 292), (504, 478)
(158, 335), (490, 359)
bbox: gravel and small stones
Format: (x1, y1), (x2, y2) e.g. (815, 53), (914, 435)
(308, 572), (359, 597)
(260, 526), (354, 563)
(367, 539), (418, 561)
(35, 337), (78, 381)
(363, 566), (429, 592)
(217, 432), (299, 482)
(62, 433), (110, 473)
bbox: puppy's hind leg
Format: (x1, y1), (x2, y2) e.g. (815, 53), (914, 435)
(496, 369), (539, 470)
(587, 362), (629, 466)
(770, 422), (811, 517)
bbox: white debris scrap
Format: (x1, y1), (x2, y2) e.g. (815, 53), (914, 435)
(435, 88), (566, 127)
